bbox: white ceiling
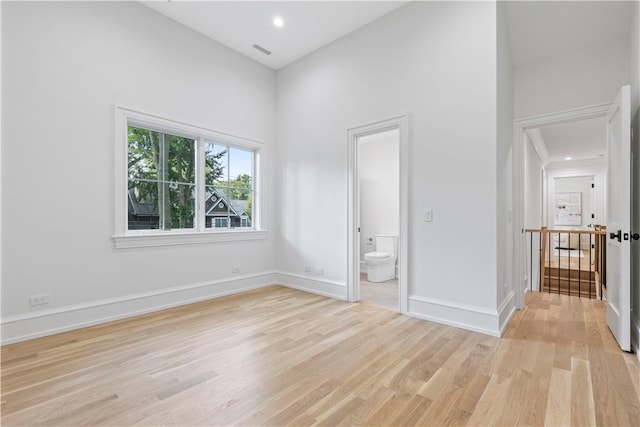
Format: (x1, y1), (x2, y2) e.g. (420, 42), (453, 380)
(506, 1), (633, 68)
(535, 116), (608, 163)
(143, 1), (407, 70)
(143, 1), (634, 71)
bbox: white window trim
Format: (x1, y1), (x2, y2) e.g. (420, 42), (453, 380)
(113, 106), (267, 248)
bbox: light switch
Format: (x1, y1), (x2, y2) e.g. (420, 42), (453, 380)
(424, 209), (433, 222)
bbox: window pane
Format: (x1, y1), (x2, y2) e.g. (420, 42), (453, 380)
(229, 147), (253, 224)
(168, 183), (196, 229)
(203, 184), (252, 229)
(128, 180), (195, 230)
(128, 179), (159, 230)
(128, 126), (161, 180)
(205, 185), (231, 229)
(229, 146), (252, 182)
(128, 126), (196, 231)
(166, 135), (196, 185)
(204, 142), (228, 186)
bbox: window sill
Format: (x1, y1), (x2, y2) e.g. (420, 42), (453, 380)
(113, 230), (268, 249)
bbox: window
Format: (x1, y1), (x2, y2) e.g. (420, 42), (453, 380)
(114, 107), (266, 248)
(213, 218), (228, 228)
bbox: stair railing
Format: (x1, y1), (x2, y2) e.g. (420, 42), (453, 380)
(524, 227), (607, 299)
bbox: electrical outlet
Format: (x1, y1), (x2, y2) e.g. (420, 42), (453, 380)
(30, 294), (49, 306)
(304, 266), (312, 273)
(424, 209), (433, 222)
(312, 267), (324, 275)
(232, 266), (240, 273)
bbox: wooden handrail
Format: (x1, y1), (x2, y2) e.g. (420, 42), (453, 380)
(525, 228), (607, 235)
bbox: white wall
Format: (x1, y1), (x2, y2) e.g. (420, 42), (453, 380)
(497, 1), (515, 327)
(524, 135), (544, 290)
(277, 1), (502, 335)
(629, 0), (640, 358)
(1, 2), (277, 343)
(515, 40), (630, 118)
(358, 130), (399, 262)
(524, 136), (544, 230)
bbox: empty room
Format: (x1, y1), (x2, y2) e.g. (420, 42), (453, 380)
(2, 1), (639, 425)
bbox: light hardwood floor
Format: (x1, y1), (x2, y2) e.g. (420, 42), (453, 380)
(360, 273), (397, 310)
(1, 286), (638, 426)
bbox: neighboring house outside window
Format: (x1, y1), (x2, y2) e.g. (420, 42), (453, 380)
(114, 107), (266, 248)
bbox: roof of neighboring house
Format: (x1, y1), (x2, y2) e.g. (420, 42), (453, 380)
(230, 199), (249, 217)
(205, 187), (238, 216)
(128, 188), (158, 216)
(203, 187), (250, 217)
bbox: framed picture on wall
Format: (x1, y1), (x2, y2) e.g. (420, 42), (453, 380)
(554, 192), (581, 226)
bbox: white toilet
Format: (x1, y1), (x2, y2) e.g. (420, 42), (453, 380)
(364, 234), (398, 282)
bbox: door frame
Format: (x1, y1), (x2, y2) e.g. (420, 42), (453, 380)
(513, 103), (610, 309)
(347, 115), (409, 313)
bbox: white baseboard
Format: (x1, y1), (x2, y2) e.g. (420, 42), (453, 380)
(633, 314), (640, 361)
(275, 271), (347, 301)
(1, 271), (277, 345)
(407, 295), (502, 337)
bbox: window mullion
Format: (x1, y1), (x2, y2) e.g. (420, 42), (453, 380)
(227, 147), (231, 229)
(160, 132), (167, 230)
(253, 149), (259, 230)
(197, 137), (206, 231)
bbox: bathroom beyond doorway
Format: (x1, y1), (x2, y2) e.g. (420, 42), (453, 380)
(360, 272), (398, 310)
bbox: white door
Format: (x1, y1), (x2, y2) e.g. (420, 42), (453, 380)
(606, 85), (631, 352)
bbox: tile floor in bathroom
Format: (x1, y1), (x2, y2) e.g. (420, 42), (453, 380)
(359, 272), (398, 310)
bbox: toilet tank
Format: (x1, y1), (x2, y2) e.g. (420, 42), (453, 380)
(376, 234), (398, 256)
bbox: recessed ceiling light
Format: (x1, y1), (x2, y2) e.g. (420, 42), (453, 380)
(273, 17), (284, 28)
(564, 156), (572, 160)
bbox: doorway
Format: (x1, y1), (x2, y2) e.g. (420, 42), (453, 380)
(357, 129), (399, 310)
(515, 103), (611, 309)
(347, 116), (408, 313)
(520, 109), (609, 303)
